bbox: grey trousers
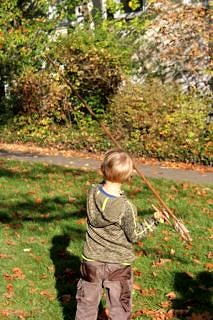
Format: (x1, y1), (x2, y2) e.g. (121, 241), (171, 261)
(75, 260), (133, 320)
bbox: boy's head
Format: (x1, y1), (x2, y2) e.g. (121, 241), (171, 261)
(101, 149), (133, 183)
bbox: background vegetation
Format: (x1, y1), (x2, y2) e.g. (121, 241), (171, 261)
(0, 0), (212, 165)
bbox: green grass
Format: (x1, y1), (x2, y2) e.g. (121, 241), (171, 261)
(0, 159), (212, 320)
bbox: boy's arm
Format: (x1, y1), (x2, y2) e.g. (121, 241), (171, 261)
(120, 199), (160, 243)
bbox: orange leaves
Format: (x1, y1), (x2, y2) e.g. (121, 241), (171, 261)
(0, 253), (13, 259)
(0, 309), (28, 320)
(40, 290), (55, 301)
(4, 267), (25, 281)
(3, 268), (26, 301)
(132, 307), (174, 320)
(76, 218), (87, 225)
(152, 258), (171, 268)
(133, 282), (156, 297)
(165, 291), (177, 300)
(13, 268), (26, 280)
(35, 197), (42, 204)
(160, 300), (171, 308)
(205, 263), (213, 270)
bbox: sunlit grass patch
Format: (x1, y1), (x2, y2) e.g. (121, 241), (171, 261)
(0, 159), (212, 320)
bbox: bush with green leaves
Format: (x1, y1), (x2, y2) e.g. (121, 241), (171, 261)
(10, 26), (126, 121)
(47, 27), (130, 113)
(108, 79), (212, 165)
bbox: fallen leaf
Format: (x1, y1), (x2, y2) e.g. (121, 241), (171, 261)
(76, 218), (86, 225)
(206, 199), (213, 205)
(35, 197), (42, 204)
(166, 291), (177, 300)
(193, 258), (201, 264)
(13, 267), (25, 279)
(140, 288), (156, 297)
(40, 290), (54, 300)
(137, 241), (144, 247)
(133, 269), (142, 277)
(152, 258), (171, 267)
(205, 263), (213, 270)
(207, 252), (213, 259)
(3, 273), (13, 281)
(3, 283), (14, 299)
(160, 300), (171, 308)
(0, 309), (28, 320)
(68, 196), (76, 203)
(6, 240), (16, 246)
(163, 236), (170, 242)
(0, 253), (13, 259)
(133, 282), (142, 291)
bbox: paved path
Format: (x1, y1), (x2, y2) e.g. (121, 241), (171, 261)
(0, 148), (212, 185)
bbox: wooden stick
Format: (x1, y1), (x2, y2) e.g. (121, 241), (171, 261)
(46, 55), (192, 242)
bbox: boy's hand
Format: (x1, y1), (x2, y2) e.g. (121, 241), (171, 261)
(153, 207), (170, 224)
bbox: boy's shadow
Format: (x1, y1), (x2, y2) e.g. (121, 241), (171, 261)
(50, 234), (109, 320)
(172, 271), (213, 318)
(50, 234), (81, 320)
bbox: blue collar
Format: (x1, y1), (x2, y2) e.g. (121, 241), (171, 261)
(99, 186), (118, 198)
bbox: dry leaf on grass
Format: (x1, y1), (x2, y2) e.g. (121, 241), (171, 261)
(40, 290), (55, 301)
(166, 291), (177, 300)
(205, 263), (213, 270)
(152, 258), (171, 267)
(3, 283), (14, 299)
(76, 218), (87, 225)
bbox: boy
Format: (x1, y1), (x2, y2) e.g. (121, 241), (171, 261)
(75, 149), (168, 320)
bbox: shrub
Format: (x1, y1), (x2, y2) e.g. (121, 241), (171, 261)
(108, 79), (212, 164)
(11, 69), (71, 123)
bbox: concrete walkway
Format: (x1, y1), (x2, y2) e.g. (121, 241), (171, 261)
(0, 148), (212, 185)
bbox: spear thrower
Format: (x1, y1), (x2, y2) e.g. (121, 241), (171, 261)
(46, 55), (192, 242)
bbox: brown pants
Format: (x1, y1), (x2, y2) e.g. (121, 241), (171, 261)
(75, 261), (133, 320)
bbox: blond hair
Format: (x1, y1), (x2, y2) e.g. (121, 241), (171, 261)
(101, 149), (133, 183)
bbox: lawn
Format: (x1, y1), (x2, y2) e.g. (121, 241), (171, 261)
(0, 159), (212, 320)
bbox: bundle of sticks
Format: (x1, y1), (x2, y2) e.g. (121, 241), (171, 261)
(47, 55), (192, 243)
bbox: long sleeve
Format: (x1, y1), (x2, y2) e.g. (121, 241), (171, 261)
(120, 198), (158, 243)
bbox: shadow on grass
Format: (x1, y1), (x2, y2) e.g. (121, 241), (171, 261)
(0, 195), (87, 227)
(0, 159), (95, 181)
(50, 234), (81, 320)
(50, 232), (108, 320)
(172, 271), (213, 319)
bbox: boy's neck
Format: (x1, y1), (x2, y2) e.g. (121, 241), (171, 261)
(102, 180), (122, 197)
